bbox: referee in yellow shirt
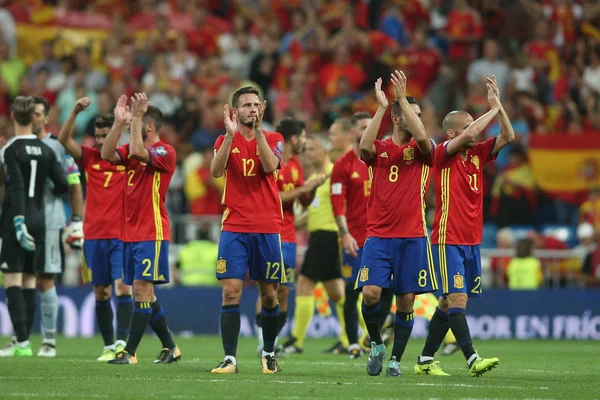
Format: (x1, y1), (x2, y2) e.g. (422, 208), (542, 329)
(282, 134), (348, 354)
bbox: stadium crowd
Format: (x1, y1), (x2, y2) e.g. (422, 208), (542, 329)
(1, 0), (600, 286)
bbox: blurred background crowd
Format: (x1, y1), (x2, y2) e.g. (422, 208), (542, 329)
(1, 0), (599, 288)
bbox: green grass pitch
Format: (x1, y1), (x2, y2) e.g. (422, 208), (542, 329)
(0, 335), (597, 399)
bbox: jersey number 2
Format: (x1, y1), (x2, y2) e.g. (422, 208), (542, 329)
(28, 160), (38, 198)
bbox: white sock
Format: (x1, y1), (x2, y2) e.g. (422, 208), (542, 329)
(419, 355), (434, 363)
(115, 340), (126, 348)
(348, 343), (360, 352)
(43, 338), (56, 347)
(224, 355), (237, 365)
(467, 353), (478, 366)
(18, 340), (30, 348)
(105, 344), (116, 351)
(262, 350), (275, 358)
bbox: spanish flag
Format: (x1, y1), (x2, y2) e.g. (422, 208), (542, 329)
(528, 134), (600, 204)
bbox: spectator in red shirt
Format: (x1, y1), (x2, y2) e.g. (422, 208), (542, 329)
(445, 0), (483, 62)
(186, 6), (218, 58)
(396, 27), (441, 98)
(523, 20), (560, 83)
(318, 46), (366, 100)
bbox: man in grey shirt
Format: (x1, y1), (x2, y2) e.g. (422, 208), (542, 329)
(31, 97), (84, 357)
(466, 38), (510, 98)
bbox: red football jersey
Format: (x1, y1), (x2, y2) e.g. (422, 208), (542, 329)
(115, 141), (176, 242)
(214, 131), (284, 234)
(331, 149), (370, 246)
(77, 147), (125, 240)
(278, 156), (304, 243)
(363, 138), (433, 238)
(431, 137), (497, 246)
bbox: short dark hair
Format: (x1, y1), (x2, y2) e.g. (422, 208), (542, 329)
(516, 238), (534, 258)
(94, 114), (114, 130)
(276, 117), (306, 141)
(231, 86), (260, 108)
(391, 96), (419, 117)
(333, 117), (352, 133)
(33, 96), (50, 116)
(11, 96), (35, 126)
(143, 105), (163, 132)
(351, 112), (372, 127)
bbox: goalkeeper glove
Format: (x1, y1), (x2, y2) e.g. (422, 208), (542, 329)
(13, 216), (35, 252)
(65, 215), (84, 250)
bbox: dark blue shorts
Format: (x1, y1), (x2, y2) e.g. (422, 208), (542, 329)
(433, 244), (482, 298)
(217, 232), (286, 284)
(123, 241), (170, 285)
(281, 241), (297, 288)
(355, 237), (437, 295)
(82, 239), (124, 285)
(342, 247), (363, 285)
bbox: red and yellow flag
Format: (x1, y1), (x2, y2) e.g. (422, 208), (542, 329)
(528, 134), (600, 204)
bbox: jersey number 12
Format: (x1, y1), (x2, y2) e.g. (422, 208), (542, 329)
(28, 160), (38, 198)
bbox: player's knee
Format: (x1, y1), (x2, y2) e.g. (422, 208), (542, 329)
(133, 280), (154, 302)
(222, 283), (242, 304)
(93, 285), (111, 301)
(447, 293), (468, 309)
(362, 286), (382, 305)
(396, 293), (415, 313)
(36, 274), (55, 292)
(115, 279), (132, 296)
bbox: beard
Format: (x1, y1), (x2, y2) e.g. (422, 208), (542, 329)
(241, 119), (254, 128)
(31, 124), (41, 135)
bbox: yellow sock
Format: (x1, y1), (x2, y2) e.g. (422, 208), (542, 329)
(292, 296), (315, 348)
(357, 294), (367, 342)
(335, 297), (349, 348)
(444, 329), (456, 344)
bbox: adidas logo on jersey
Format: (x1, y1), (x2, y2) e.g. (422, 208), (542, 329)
(351, 172), (360, 178)
(231, 147), (240, 154)
(380, 152), (388, 158)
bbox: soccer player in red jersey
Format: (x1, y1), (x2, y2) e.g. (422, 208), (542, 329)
(329, 112), (372, 359)
(101, 94), (181, 365)
(416, 76), (514, 377)
(210, 87), (286, 374)
(254, 116), (321, 354)
(357, 71), (437, 377)
(58, 97), (134, 361)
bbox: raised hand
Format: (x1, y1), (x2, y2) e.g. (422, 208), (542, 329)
(131, 93), (150, 118)
(114, 95), (131, 124)
(391, 70), (407, 99)
(73, 97), (91, 114)
(223, 104), (238, 137)
(374, 78), (389, 109)
(487, 76), (501, 110)
(254, 100), (267, 131)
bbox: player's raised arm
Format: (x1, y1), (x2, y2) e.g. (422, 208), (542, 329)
(359, 78), (388, 160)
(392, 70), (431, 155)
(128, 93), (151, 162)
(254, 101), (280, 174)
(488, 76), (515, 156)
(101, 95), (129, 164)
(211, 105), (236, 178)
(445, 81), (501, 156)
(57, 97), (91, 160)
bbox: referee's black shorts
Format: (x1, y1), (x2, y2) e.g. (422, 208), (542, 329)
(300, 230), (341, 282)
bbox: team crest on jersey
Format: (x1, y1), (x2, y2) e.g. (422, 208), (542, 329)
(471, 155), (480, 170)
(403, 147), (415, 162)
(359, 267), (369, 282)
(342, 264), (353, 279)
(453, 274), (464, 289)
(291, 167), (299, 182)
(155, 146), (167, 156)
(217, 259), (227, 274)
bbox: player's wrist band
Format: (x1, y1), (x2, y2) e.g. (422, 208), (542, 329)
(71, 215), (82, 222)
